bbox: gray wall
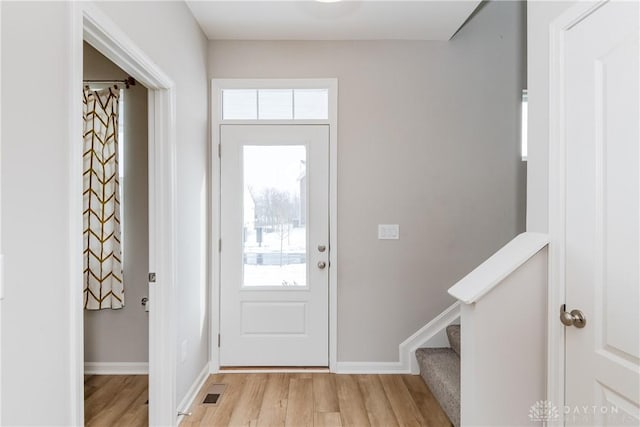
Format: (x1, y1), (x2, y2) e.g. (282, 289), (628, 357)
(83, 42), (149, 363)
(209, 0), (527, 362)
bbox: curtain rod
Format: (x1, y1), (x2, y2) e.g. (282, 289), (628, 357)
(83, 76), (136, 89)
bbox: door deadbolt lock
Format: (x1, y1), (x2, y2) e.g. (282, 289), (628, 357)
(560, 304), (586, 328)
(318, 245), (327, 253)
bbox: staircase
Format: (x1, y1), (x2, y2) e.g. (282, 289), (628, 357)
(415, 325), (461, 427)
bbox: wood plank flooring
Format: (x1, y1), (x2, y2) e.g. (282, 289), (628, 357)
(83, 373), (450, 427)
(181, 373), (452, 427)
(84, 375), (148, 427)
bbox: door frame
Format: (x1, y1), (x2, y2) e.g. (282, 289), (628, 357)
(70, 3), (178, 425)
(547, 1), (608, 423)
(210, 78), (338, 372)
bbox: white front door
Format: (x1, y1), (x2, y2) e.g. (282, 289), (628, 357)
(563, 1), (639, 424)
(220, 125), (329, 366)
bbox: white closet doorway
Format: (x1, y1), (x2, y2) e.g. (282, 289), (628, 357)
(71, 5), (179, 425)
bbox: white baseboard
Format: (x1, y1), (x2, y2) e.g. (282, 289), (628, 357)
(177, 362), (210, 424)
(335, 361), (410, 374)
(218, 368), (330, 374)
(84, 362), (148, 375)
(400, 301), (461, 374)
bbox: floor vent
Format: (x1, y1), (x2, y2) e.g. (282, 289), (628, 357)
(203, 393), (220, 404)
(202, 384), (227, 405)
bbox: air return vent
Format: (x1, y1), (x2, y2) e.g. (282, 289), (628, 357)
(202, 384), (227, 406)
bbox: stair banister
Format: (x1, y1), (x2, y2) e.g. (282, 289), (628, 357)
(448, 232), (549, 303)
(447, 232), (549, 426)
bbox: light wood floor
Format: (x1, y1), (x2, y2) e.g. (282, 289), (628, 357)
(84, 375), (148, 426)
(182, 373), (452, 427)
(83, 373), (450, 427)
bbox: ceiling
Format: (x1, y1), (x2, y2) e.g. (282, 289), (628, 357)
(186, 1), (482, 41)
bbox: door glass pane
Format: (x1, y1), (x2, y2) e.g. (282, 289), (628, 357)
(223, 89), (257, 120)
(294, 89), (329, 119)
(258, 90), (293, 120)
(243, 145), (307, 287)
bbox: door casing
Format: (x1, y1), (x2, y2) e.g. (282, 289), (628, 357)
(210, 79), (338, 372)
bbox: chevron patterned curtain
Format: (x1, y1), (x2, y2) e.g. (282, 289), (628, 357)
(83, 88), (124, 310)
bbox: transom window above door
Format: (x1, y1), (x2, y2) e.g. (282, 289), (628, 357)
(222, 88), (328, 120)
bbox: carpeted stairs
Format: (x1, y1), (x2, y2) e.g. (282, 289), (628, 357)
(415, 325), (461, 427)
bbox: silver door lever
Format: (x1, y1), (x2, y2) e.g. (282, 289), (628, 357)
(560, 304), (586, 328)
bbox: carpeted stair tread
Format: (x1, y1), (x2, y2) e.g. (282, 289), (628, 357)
(415, 347), (460, 427)
(446, 324), (461, 356)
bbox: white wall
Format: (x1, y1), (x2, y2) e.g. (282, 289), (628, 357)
(83, 42), (149, 364)
(1, 1), (209, 424)
(209, 0), (527, 362)
(460, 248), (548, 425)
(1, 2), (76, 424)
(526, 1), (576, 232)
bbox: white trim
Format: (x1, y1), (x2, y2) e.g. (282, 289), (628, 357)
(219, 368), (330, 374)
(335, 362), (409, 374)
(82, 4), (174, 90)
(73, 3), (178, 425)
(0, 0), (4, 422)
(400, 301), (461, 374)
(210, 79), (221, 374)
(69, 3), (85, 425)
(84, 362), (149, 375)
(547, 2), (608, 423)
(176, 362), (210, 424)
(328, 80), (338, 373)
(448, 232), (549, 304)
(209, 78), (338, 372)
(212, 78), (336, 91)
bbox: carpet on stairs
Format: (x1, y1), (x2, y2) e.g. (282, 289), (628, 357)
(415, 323), (461, 427)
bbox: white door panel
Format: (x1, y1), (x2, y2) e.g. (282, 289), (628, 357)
(563, 1), (639, 424)
(220, 125), (329, 366)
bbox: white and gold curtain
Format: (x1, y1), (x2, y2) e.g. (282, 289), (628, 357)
(83, 88), (124, 310)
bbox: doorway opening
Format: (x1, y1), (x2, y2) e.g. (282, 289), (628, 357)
(71, 4), (178, 425)
(82, 41), (150, 425)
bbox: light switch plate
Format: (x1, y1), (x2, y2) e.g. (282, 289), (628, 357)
(378, 224), (399, 240)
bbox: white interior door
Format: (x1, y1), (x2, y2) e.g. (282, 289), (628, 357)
(563, 1), (639, 424)
(220, 125), (329, 366)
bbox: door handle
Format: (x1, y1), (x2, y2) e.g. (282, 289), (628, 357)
(317, 261), (327, 269)
(560, 304), (586, 328)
